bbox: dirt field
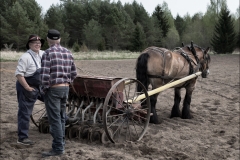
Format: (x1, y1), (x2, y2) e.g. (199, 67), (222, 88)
(0, 54), (239, 160)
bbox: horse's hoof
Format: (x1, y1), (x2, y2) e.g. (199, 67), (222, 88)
(170, 110), (181, 118)
(149, 115), (161, 124)
(181, 114), (193, 119)
(170, 115), (179, 118)
(149, 119), (161, 124)
(150, 121), (161, 124)
(170, 113), (181, 118)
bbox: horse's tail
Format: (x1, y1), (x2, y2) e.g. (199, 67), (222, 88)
(136, 52), (149, 92)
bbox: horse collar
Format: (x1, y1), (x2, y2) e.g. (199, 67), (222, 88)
(177, 49), (199, 75)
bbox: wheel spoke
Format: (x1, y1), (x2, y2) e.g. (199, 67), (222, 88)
(32, 108), (45, 116)
(131, 118), (141, 138)
(106, 113), (126, 128)
(126, 118), (131, 141)
(131, 117), (144, 130)
(110, 92), (126, 110)
(103, 78), (150, 143)
(107, 102), (126, 113)
(111, 116), (128, 137)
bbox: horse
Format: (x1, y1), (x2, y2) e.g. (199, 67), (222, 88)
(136, 42), (211, 124)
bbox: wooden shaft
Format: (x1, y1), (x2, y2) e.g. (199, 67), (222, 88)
(127, 72), (202, 103)
(124, 80), (133, 85)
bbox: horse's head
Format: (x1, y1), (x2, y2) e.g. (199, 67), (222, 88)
(185, 42), (211, 78)
(199, 47), (211, 78)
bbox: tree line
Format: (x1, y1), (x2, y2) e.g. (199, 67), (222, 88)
(0, 0), (239, 54)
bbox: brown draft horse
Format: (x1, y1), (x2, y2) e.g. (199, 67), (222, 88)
(136, 42), (211, 124)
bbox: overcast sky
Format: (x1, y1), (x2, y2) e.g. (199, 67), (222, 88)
(36, 0), (239, 18)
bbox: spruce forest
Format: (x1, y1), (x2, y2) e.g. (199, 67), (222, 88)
(1, 0), (239, 54)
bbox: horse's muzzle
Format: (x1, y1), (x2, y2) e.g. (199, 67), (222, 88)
(202, 69), (209, 78)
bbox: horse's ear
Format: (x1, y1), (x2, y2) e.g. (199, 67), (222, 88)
(191, 41), (194, 48)
(182, 42), (184, 47)
(205, 47), (210, 54)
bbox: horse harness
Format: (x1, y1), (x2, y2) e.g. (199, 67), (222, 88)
(147, 46), (201, 80)
(146, 47), (170, 79)
(176, 47), (200, 75)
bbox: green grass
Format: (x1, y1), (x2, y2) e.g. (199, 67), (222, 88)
(1, 49), (237, 62)
(0, 51), (22, 62)
(0, 50), (140, 61)
(73, 51), (140, 60)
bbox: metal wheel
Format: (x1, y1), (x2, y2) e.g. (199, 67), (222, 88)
(30, 101), (47, 128)
(101, 128), (113, 144)
(89, 126), (101, 143)
(79, 125), (91, 139)
(68, 125), (81, 139)
(103, 78), (150, 143)
(31, 91), (74, 128)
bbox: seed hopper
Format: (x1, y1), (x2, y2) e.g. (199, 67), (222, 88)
(31, 72), (201, 143)
(31, 75), (151, 144)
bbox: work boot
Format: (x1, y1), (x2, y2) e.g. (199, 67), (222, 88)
(42, 150), (64, 158)
(17, 138), (34, 145)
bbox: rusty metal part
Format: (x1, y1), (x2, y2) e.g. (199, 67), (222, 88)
(72, 76), (122, 98)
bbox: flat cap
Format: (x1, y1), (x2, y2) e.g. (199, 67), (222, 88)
(47, 29), (60, 40)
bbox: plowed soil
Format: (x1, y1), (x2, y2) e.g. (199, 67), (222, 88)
(0, 54), (239, 160)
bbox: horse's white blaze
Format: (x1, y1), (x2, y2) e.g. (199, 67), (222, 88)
(207, 69), (210, 74)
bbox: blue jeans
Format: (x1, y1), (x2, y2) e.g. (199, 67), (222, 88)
(16, 81), (39, 140)
(44, 86), (69, 153)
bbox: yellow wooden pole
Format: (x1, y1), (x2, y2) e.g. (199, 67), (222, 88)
(124, 80), (133, 85)
(127, 72), (202, 103)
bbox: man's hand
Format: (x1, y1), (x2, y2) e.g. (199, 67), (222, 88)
(25, 86), (36, 92)
(16, 75), (34, 91)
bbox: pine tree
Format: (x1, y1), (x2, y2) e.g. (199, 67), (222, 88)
(174, 14), (186, 38)
(236, 32), (240, 48)
(131, 22), (146, 52)
(83, 19), (103, 50)
(4, 1), (34, 50)
(83, 0), (100, 22)
(118, 10), (135, 50)
(45, 4), (69, 47)
(103, 6), (124, 50)
(21, 0), (48, 49)
(1, 0), (47, 50)
(152, 5), (170, 38)
(0, 14), (11, 49)
(63, 2), (86, 47)
(130, 1), (152, 48)
(211, 7), (236, 54)
(145, 17), (162, 47)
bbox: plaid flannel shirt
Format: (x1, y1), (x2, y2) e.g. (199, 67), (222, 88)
(40, 44), (77, 91)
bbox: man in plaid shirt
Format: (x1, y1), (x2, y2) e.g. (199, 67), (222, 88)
(40, 29), (77, 158)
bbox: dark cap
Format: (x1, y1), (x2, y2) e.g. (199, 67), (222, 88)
(26, 34), (45, 49)
(47, 29), (60, 40)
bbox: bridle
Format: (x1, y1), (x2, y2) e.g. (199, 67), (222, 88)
(200, 48), (210, 71)
(186, 42), (210, 73)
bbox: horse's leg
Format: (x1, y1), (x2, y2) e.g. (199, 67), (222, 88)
(170, 88), (181, 118)
(149, 93), (160, 124)
(182, 88), (194, 119)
